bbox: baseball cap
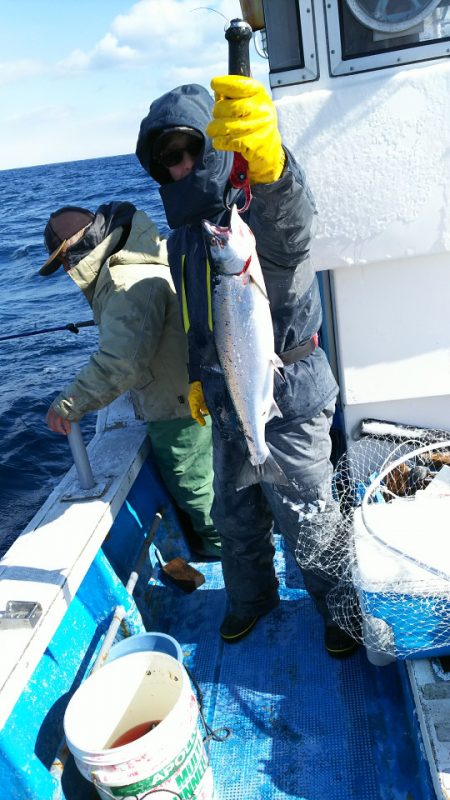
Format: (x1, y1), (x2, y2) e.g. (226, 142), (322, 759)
(39, 206), (95, 276)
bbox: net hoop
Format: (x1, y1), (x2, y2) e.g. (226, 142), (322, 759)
(360, 438), (450, 583)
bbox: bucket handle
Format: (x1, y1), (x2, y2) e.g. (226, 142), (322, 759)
(185, 665), (231, 745)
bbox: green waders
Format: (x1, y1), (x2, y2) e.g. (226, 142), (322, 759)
(147, 416), (221, 556)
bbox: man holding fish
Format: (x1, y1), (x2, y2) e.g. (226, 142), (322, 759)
(136, 75), (359, 658)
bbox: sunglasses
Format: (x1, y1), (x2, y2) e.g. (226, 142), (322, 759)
(159, 139), (203, 169)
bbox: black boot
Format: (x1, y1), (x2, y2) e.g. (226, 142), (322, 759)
(324, 624), (359, 659)
(220, 613), (260, 643)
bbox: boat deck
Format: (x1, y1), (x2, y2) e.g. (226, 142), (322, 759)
(0, 435), (438, 800)
(141, 530), (434, 799)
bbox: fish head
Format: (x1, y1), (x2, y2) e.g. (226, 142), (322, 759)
(202, 204), (254, 276)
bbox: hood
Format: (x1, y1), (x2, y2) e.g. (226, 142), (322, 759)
(136, 84), (233, 229)
(68, 201), (136, 301)
(67, 201), (136, 269)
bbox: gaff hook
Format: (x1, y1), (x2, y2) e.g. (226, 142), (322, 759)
(224, 18), (253, 214)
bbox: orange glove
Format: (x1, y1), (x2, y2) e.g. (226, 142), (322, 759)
(46, 406), (72, 435)
(207, 76), (286, 185)
(188, 381), (209, 426)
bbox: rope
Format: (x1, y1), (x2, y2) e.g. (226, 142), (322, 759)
(0, 319), (95, 342)
(184, 665), (232, 745)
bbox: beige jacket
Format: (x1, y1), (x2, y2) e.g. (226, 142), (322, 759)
(53, 210), (190, 422)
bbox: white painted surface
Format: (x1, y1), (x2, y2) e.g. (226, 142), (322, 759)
(275, 50), (450, 272)
(353, 501), (450, 589)
(96, 391), (138, 433)
(271, 14), (450, 435)
(0, 399), (149, 729)
(331, 254), (450, 406)
(343, 396), (450, 442)
(267, 14), (450, 794)
(407, 659), (450, 800)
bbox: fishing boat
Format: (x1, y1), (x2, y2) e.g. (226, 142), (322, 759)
(1, 1), (450, 798)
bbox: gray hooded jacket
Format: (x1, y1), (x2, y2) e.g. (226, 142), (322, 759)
(136, 84), (338, 432)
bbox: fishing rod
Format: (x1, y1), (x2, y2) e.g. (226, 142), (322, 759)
(0, 319), (96, 342)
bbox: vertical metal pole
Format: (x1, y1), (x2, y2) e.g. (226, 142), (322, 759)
(67, 422), (95, 489)
(90, 510), (163, 674)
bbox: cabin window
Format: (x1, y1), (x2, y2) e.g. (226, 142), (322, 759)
(325, 0), (450, 75)
(262, 0), (319, 86)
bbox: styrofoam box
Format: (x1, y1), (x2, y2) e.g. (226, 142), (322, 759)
(352, 497), (450, 658)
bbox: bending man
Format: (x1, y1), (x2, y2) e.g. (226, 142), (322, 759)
(39, 202), (221, 559)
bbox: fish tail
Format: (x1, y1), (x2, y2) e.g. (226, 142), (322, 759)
(237, 453), (289, 490)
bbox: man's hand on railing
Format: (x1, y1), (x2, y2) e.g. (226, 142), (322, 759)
(46, 406), (72, 435)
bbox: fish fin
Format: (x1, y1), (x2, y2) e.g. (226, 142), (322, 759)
(267, 400), (282, 421)
(249, 272), (269, 299)
(272, 353), (285, 379)
(237, 453), (289, 490)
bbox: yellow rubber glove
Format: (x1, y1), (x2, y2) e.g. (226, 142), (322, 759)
(207, 76), (286, 185)
(188, 381), (209, 427)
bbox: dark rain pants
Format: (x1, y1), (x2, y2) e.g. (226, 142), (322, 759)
(147, 416), (219, 546)
(211, 401), (340, 622)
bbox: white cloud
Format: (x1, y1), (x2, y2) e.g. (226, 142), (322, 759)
(1, 1), (243, 82)
(0, 59), (46, 85)
(1, 0), (270, 168)
(58, 0), (253, 74)
(59, 33), (142, 72)
(5, 105), (70, 127)
(2, 1), (268, 84)
(112, 0), (238, 45)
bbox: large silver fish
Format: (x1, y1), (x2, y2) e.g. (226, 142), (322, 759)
(202, 204), (287, 489)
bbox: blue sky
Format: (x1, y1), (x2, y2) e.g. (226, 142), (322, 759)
(1, 0), (269, 170)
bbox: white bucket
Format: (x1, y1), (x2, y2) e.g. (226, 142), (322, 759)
(63, 651), (214, 799)
(107, 632), (183, 664)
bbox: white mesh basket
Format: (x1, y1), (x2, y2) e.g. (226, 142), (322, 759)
(296, 432), (450, 660)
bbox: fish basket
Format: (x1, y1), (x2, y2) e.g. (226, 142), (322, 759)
(353, 436), (450, 660)
(296, 431), (450, 661)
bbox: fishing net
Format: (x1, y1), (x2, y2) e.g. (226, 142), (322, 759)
(295, 428), (450, 660)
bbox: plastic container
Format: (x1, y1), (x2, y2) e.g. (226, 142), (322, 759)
(64, 650), (214, 799)
(352, 501), (450, 661)
(107, 631), (183, 664)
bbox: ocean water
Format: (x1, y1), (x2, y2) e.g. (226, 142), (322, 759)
(0, 154), (167, 556)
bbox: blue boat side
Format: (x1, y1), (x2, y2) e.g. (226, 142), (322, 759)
(0, 448), (437, 800)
